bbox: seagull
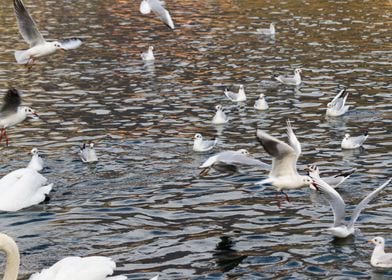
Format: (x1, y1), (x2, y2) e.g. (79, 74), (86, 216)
(13, 0), (83, 69)
(224, 85), (246, 102)
(274, 69), (302, 86)
(140, 0), (175, 29)
(254, 94), (269, 110)
(199, 149), (270, 176)
(256, 120), (315, 205)
(341, 132), (368, 149)
(309, 166), (391, 238)
(27, 147), (44, 172)
(305, 164), (356, 190)
(141, 46), (155, 61)
(257, 23), (275, 35)
(79, 143), (98, 163)
(326, 88), (350, 117)
(212, 105), (229, 125)
(0, 88), (38, 146)
(368, 237), (392, 268)
(193, 133), (218, 152)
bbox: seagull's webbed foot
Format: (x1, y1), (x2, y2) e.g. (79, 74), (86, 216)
(282, 191), (290, 202)
(199, 167), (210, 176)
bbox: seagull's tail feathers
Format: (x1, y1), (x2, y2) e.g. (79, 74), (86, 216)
(257, 177), (273, 185)
(14, 50), (29, 64)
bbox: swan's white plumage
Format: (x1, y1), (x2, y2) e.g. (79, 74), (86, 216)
(0, 168), (52, 212)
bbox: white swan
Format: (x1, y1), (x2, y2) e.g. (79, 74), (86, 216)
(0, 167), (52, 212)
(0, 232), (129, 280)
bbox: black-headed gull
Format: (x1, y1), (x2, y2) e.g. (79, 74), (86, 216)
(140, 0), (175, 29)
(141, 46), (155, 61)
(274, 69), (302, 86)
(199, 149), (270, 176)
(0, 88), (38, 146)
(310, 166), (391, 238)
(305, 164), (356, 190)
(212, 105), (229, 125)
(341, 132), (368, 149)
(224, 85), (246, 102)
(13, 0), (83, 69)
(257, 23), (275, 35)
(368, 237), (392, 268)
(27, 147), (44, 172)
(326, 88), (350, 117)
(79, 143), (98, 163)
(193, 133), (218, 152)
(254, 94), (269, 110)
(256, 120), (315, 204)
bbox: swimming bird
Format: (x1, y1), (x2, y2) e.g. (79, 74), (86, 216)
(274, 69), (302, 86)
(224, 85), (246, 102)
(27, 147), (44, 172)
(212, 105), (228, 125)
(0, 167), (53, 212)
(141, 46), (155, 61)
(13, 0), (83, 69)
(0, 88), (38, 146)
(368, 237), (392, 268)
(341, 132), (368, 149)
(199, 149), (270, 176)
(309, 166), (391, 238)
(193, 133), (218, 152)
(326, 88), (350, 117)
(0, 232), (129, 280)
(140, 0), (175, 29)
(79, 143), (98, 163)
(256, 120), (315, 204)
(305, 164), (356, 190)
(257, 23), (275, 35)
(254, 94), (269, 110)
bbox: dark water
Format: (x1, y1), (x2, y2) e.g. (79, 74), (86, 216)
(0, 0), (391, 279)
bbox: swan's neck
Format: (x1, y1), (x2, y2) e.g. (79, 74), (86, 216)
(0, 233), (20, 280)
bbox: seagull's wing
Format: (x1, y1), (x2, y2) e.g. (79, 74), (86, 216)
(0, 88), (21, 114)
(13, 0), (45, 47)
(275, 75), (295, 85)
(199, 154), (219, 168)
(140, 0), (152, 14)
(224, 89), (237, 101)
(323, 168), (356, 188)
(350, 133), (368, 146)
(309, 169), (346, 227)
(148, 0), (174, 29)
(58, 38), (83, 50)
(256, 130), (297, 177)
(348, 178), (391, 228)
(221, 153), (271, 170)
(330, 89), (347, 111)
(373, 253), (392, 267)
(286, 119), (301, 157)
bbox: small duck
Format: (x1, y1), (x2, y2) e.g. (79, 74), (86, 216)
(141, 46), (155, 61)
(341, 132), (368, 149)
(211, 105), (228, 125)
(193, 133), (218, 152)
(254, 94), (269, 110)
(79, 143), (98, 163)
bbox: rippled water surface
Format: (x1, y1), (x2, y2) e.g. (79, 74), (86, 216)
(0, 0), (391, 279)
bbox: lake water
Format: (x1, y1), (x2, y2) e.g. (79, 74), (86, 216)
(0, 0), (391, 279)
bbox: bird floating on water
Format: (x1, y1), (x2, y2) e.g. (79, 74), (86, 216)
(140, 0), (175, 29)
(274, 69), (302, 86)
(326, 88), (350, 117)
(254, 94), (269, 110)
(212, 105), (229, 125)
(27, 147), (44, 172)
(224, 85), (246, 102)
(368, 236), (392, 268)
(193, 133), (218, 152)
(0, 88), (38, 146)
(257, 23), (275, 35)
(141, 46), (155, 61)
(79, 143), (98, 163)
(341, 132), (368, 149)
(13, 0), (83, 69)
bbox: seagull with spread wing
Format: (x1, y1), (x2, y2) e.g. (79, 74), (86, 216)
(13, 0), (83, 69)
